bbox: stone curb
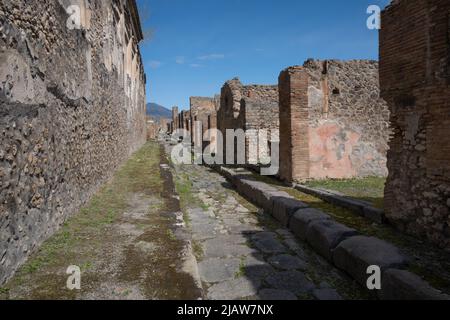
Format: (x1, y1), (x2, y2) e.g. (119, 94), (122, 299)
(294, 184), (386, 224)
(212, 166), (449, 300)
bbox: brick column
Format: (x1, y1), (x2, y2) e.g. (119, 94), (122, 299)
(278, 66), (310, 182)
(172, 106), (179, 131)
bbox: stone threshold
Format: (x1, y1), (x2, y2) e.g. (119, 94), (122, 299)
(293, 184), (385, 224)
(210, 165), (449, 300)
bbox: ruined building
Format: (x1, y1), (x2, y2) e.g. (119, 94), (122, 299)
(380, 0), (450, 249)
(190, 96), (218, 151)
(217, 78), (279, 165)
(0, 0), (146, 284)
(171, 106), (179, 134)
(279, 60), (390, 182)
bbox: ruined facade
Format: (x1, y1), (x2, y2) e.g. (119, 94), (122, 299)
(190, 97), (218, 151)
(171, 106), (179, 134)
(217, 78), (279, 165)
(279, 60), (390, 182)
(380, 0), (450, 249)
(0, 0), (146, 284)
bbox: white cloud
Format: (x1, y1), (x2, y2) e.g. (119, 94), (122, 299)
(148, 60), (162, 69)
(197, 53), (225, 61)
(175, 56), (185, 64)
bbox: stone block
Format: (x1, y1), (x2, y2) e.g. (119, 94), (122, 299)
(379, 269), (450, 300)
(333, 236), (410, 287)
(289, 208), (330, 240)
(306, 220), (358, 261)
(272, 197), (308, 227)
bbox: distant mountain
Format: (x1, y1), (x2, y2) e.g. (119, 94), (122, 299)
(146, 103), (172, 121)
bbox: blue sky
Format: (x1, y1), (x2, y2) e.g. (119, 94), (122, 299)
(136, 0), (390, 110)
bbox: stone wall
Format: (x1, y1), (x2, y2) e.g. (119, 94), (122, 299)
(380, 0), (450, 249)
(190, 97), (217, 150)
(0, 0), (146, 284)
(217, 78), (279, 165)
(146, 117), (158, 140)
(279, 60), (390, 182)
(171, 106), (179, 133)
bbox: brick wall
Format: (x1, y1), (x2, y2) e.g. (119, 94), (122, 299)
(190, 97), (217, 150)
(380, 0), (450, 249)
(279, 67), (310, 182)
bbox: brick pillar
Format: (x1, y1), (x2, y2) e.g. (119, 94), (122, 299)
(380, 0), (450, 248)
(278, 66), (310, 183)
(172, 106), (179, 131)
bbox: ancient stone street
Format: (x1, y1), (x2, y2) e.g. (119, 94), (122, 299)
(167, 143), (367, 300)
(1, 0), (449, 302)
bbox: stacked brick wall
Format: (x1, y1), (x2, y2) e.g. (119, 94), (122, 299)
(380, 0), (450, 248)
(0, 0), (146, 284)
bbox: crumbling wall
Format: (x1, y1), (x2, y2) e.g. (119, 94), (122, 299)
(0, 0), (146, 284)
(304, 59), (390, 179)
(278, 60), (390, 182)
(380, 0), (450, 249)
(172, 106), (179, 133)
(218, 78), (279, 165)
(190, 97), (217, 150)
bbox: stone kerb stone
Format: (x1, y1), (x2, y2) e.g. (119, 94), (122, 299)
(379, 269), (450, 300)
(272, 197), (309, 227)
(333, 236), (410, 287)
(305, 220), (359, 261)
(212, 166), (445, 299)
(289, 208), (332, 240)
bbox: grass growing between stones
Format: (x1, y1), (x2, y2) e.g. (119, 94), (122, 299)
(304, 177), (386, 209)
(0, 142), (162, 299)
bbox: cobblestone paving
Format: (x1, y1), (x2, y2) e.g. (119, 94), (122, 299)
(169, 145), (369, 300)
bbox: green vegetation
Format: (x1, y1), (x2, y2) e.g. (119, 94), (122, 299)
(304, 177), (386, 209)
(2, 142), (162, 296)
(192, 240), (204, 260)
(235, 257), (247, 278)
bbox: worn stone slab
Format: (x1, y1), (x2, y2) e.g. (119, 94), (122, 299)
(252, 232), (278, 242)
(243, 255), (276, 281)
(333, 236), (410, 286)
(192, 223), (219, 240)
(236, 177), (290, 213)
(253, 237), (287, 254)
(289, 208), (331, 240)
(268, 254), (308, 271)
(227, 224), (264, 235)
(265, 271), (315, 295)
(306, 220), (358, 261)
(257, 289), (297, 300)
(272, 197), (308, 227)
(312, 288), (343, 300)
(203, 237), (257, 258)
(208, 277), (262, 300)
(198, 258), (241, 283)
(379, 269), (450, 300)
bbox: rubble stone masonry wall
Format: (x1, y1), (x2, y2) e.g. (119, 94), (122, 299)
(0, 0), (146, 284)
(218, 78), (279, 164)
(380, 0), (450, 249)
(279, 60), (390, 182)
